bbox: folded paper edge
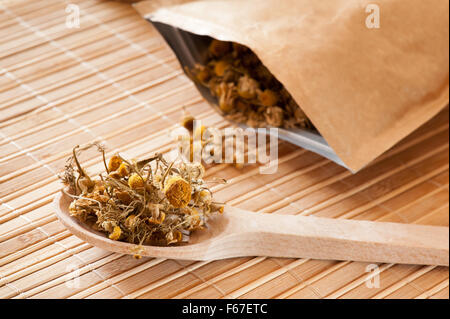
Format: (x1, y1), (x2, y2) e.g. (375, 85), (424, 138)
(134, 0), (449, 172)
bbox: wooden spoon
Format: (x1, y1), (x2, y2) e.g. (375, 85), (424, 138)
(54, 190), (449, 265)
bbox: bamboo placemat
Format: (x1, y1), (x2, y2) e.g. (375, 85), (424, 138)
(0, 0), (448, 299)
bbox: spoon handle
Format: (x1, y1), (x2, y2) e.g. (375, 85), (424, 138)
(220, 210), (449, 265)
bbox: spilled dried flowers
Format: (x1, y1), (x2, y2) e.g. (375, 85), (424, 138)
(60, 144), (224, 254)
(188, 39), (313, 129)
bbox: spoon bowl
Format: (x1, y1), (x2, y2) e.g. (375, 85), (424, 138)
(54, 190), (233, 259)
(54, 190), (449, 265)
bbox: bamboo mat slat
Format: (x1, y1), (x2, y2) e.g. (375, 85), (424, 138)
(0, 0), (448, 299)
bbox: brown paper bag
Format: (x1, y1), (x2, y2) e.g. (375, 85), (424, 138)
(135, 0), (449, 172)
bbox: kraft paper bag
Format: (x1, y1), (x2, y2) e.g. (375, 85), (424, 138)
(134, 0), (449, 172)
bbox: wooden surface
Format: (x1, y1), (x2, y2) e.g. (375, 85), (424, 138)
(0, 0), (449, 299)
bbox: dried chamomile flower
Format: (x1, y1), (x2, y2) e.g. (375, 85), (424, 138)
(194, 189), (212, 206)
(194, 64), (210, 83)
(265, 106), (285, 127)
(117, 162), (129, 177)
(108, 155), (122, 172)
(210, 203), (225, 214)
(166, 230), (183, 245)
(246, 111), (265, 128)
(177, 110), (247, 170)
(214, 59), (230, 77)
(186, 208), (203, 230)
(124, 214), (137, 229)
(209, 39), (231, 57)
(218, 82), (236, 113)
(146, 203), (164, 221)
(109, 226), (122, 241)
(100, 220), (117, 234)
(237, 75), (259, 99)
(69, 200), (90, 222)
(147, 212), (166, 225)
(294, 108), (310, 126)
(258, 89), (279, 107)
(128, 173), (145, 189)
(222, 67), (240, 83)
(109, 171), (122, 179)
(184, 162), (205, 180)
(190, 140), (203, 162)
(78, 177), (95, 195)
(131, 245), (144, 259)
(181, 114), (195, 132)
(164, 176), (192, 208)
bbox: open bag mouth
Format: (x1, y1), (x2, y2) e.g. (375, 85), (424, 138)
(149, 21), (348, 170)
